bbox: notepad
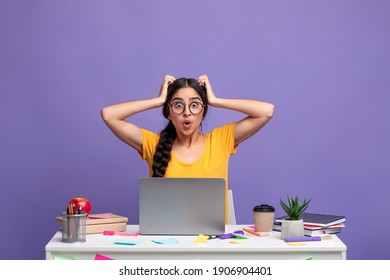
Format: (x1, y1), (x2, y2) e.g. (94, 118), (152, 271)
(275, 213), (346, 227)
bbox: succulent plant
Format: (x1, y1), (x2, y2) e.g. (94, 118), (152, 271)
(280, 195), (311, 220)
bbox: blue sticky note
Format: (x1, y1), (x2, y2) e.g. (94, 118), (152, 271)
(152, 237), (179, 245)
(114, 240), (141, 246)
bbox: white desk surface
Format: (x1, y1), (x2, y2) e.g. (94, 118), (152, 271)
(45, 225), (347, 260)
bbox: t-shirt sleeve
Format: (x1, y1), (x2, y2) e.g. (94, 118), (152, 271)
(138, 129), (159, 160)
(212, 123), (238, 154)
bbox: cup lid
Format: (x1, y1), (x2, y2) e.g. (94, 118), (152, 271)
(253, 204), (275, 212)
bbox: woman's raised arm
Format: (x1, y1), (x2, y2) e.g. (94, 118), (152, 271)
(101, 75), (175, 152)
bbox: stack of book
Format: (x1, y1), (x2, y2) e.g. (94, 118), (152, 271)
(56, 213), (128, 234)
(273, 212), (346, 236)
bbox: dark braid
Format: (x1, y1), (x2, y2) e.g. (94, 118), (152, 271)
(152, 121), (176, 177)
(151, 78), (208, 177)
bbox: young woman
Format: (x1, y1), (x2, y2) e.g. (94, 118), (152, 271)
(101, 74), (275, 223)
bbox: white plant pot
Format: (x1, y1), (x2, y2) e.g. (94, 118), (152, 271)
(280, 219), (304, 239)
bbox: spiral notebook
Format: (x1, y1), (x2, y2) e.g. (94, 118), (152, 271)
(275, 212), (346, 227)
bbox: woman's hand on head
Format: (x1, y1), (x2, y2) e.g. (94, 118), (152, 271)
(158, 75), (176, 104)
(198, 75), (218, 106)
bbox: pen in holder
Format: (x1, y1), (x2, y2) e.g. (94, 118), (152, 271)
(61, 211), (87, 243)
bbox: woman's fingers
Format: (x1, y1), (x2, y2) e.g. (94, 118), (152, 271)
(197, 74), (208, 86)
(164, 75), (176, 85)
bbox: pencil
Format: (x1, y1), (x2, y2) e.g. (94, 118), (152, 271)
(67, 202), (76, 240)
(71, 203), (79, 241)
(242, 227), (261, 237)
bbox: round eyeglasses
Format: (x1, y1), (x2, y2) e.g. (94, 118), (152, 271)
(168, 102), (206, 115)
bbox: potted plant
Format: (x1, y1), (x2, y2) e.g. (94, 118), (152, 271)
(279, 195), (311, 239)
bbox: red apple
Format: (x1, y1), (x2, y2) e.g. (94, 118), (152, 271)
(69, 197), (91, 215)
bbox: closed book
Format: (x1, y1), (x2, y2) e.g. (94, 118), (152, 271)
(275, 212), (346, 227)
(56, 213), (128, 234)
(84, 222), (127, 234)
(56, 213), (128, 225)
(304, 223), (345, 230)
(273, 222), (345, 230)
(272, 223), (342, 236)
(304, 227), (342, 236)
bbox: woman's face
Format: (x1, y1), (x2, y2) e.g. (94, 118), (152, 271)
(168, 87), (205, 136)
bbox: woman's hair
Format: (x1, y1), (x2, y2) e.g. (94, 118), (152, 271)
(152, 78), (208, 177)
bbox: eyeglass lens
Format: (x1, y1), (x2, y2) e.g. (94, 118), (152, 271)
(170, 102), (204, 115)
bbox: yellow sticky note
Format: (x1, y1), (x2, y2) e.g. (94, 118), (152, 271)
(287, 242), (305, 246)
(230, 241), (246, 244)
(193, 234), (209, 243)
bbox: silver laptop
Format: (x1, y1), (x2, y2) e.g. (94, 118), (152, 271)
(139, 177), (226, 235)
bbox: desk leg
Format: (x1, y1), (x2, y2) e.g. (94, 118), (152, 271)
(45, 251), (54, 260)
(341, 251), (347, 260)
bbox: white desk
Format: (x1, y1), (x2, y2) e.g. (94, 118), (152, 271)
(45, 225), (347, 260)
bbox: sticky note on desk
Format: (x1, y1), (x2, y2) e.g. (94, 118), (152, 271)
(95, 254), (114, 260)
(193, 234), (209, 243)
(54, 254), (76, 260)
(286, 242), (305, 246)
(152, 237), (179, 245)
(233, 234), (248, 239)
(114, 240), (141, 246)
(230, 241), (246, 244)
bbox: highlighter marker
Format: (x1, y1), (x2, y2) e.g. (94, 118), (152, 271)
(218, 233), (235, 239)
(284, 236), (321, 242)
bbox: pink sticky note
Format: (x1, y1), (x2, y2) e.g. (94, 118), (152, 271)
(89, 213), (112, 219)
(94, 254), (114, 260)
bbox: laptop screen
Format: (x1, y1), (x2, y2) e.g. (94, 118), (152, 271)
(139, 177), (226, 235)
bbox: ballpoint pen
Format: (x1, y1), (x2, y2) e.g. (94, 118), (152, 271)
(65, 207), (70, 238)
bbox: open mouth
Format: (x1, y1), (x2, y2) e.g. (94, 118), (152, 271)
(183, 120), (192, 128)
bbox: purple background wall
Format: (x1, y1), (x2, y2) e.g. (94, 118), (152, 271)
(1, 1), (389, 260)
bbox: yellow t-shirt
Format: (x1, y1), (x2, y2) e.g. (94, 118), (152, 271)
(139, 123), (238, 223)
